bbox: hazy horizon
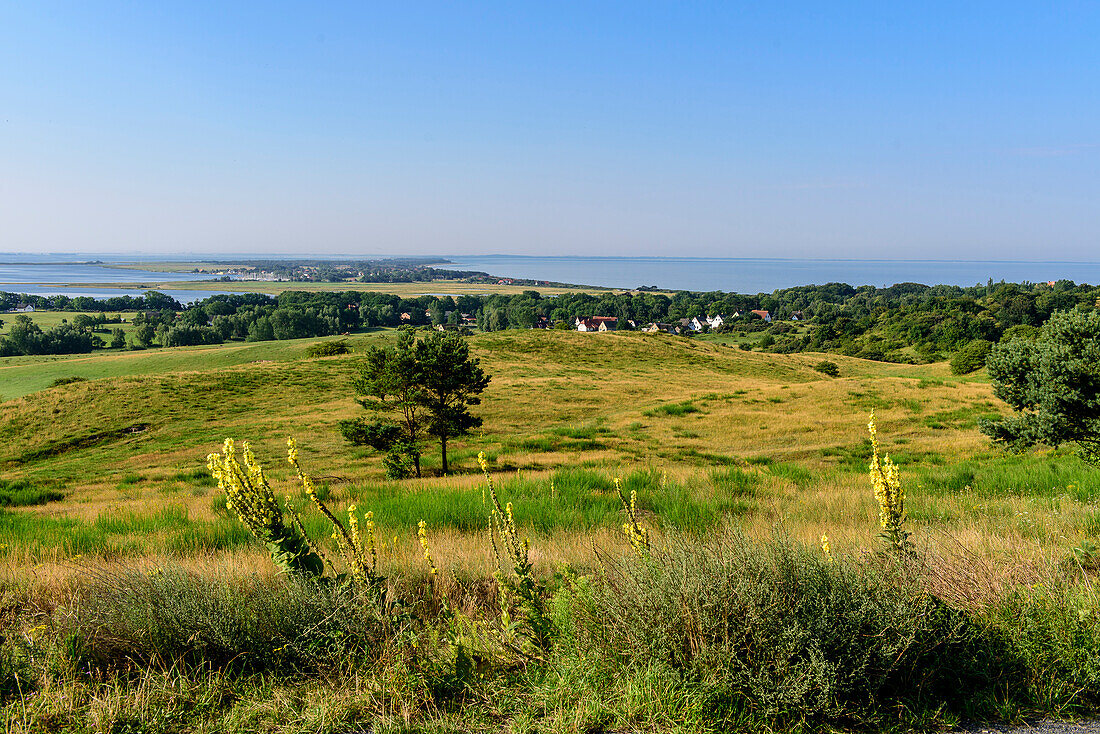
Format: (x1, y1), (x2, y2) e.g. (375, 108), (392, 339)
(3, 3), (1098, 259)
(4, 252), (1100, 265)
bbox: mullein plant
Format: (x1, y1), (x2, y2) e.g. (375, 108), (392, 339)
(287, 438), (385, 597)
(868, 411), (913, 556)
(207, 438), (387, 598)
(478, 452), (552, 654)
(207, 438), (324, 578)
(616, 478), (650, 557)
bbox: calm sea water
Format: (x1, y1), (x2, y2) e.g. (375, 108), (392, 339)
(0, 262), (210, 284)
(2, 255), (1099, 298)
(0, 261), (230, 303)
(443, 256), (1100, 292)
(2, 286), (237, 304)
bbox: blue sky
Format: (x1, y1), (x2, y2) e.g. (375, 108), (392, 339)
(2, 2), (1097, 259)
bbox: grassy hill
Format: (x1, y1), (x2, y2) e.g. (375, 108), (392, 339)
(2, 328), (1095, 576)
(6, 327), (1100, 732)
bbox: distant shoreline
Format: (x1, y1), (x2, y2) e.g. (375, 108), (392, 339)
(3, 255), (1100, 294)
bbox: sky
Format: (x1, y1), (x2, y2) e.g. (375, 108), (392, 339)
(1, 2), (1098, 260)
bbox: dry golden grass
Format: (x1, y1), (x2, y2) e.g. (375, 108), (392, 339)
(1, 329), (1094, 583)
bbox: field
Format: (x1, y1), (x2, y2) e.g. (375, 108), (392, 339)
(2, 328), (1094, 572)
(4, 329), (1100, 732)
(0, 311), (139, 338)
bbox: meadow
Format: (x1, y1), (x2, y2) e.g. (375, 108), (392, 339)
(0, 311), (139, 339)
(3, 328), (1100, 732)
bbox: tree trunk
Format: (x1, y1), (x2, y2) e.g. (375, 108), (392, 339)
(413, 453), (421, 478)
(440, 434), (448, 475)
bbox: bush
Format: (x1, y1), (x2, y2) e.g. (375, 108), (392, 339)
(569, 530), (1018, 730)
(52, 567), (392, 674)
(1000, 324), (1039, 343)
(305, 339), (350, 357)
(950, 339), (994, 374)
(813, 360), (840, 377)
(47, 376), (87, 388)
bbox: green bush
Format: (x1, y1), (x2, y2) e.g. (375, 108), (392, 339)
(52, 568), (392, 674)
(47, 376), (87, 388)
(568, 530), (1019, 730)
(950, 339), (994, 374)
(813, 360), (840, 377)
(304, 339), (350, 358)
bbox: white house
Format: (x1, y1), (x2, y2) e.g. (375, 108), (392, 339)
(577, 316), (618, 332)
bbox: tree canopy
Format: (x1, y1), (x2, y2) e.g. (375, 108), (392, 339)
(339, 328), (489, 477)
(980, 309), (1100, 463)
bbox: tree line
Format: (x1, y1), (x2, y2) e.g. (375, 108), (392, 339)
(2, 279), (1097, 361)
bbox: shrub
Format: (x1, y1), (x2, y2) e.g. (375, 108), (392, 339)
(572, 529), (1017, 729)
(950, 339), (994, 375)
(48, 376), (87, 388)
(981, 309), (1100, 462)
(813, 360), (840, 377)
(52, 567), (391, 674)
(305, 339), (349, 357)
(1000, 324), (1039, 343)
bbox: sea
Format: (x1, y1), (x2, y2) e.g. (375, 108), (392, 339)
(2, 254), (1099, 301)
(0, 258), (226, 304)
(442, 255), (1100, 293)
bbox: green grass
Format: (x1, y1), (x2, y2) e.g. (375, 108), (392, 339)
(643, 400), (701, 417)
(918, 453), (1100, 501)
(0, 332), (389, 400)
(2, 329), (1100, 732)
(343, 466), (753, 535)
(0, 505), (254, 559)
(0, 478), (64, 507)
(0, 311), (140, 337)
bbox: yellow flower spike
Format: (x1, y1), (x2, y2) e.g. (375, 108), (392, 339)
(417, 519), (439, 577)
(868, 412), (910, 554)
(821, 532), (831, 559)
(616, 477), (649, 556)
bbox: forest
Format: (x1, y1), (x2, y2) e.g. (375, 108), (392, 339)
(2, 279), (1097, 362)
